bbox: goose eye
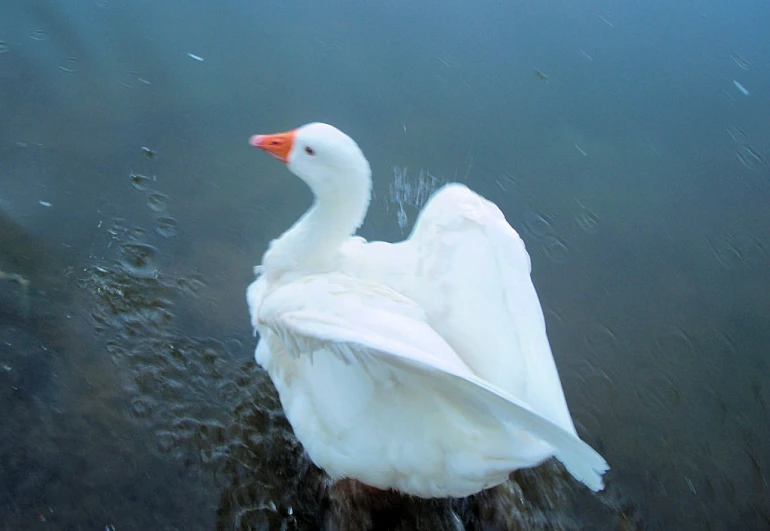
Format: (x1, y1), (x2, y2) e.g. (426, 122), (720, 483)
(305, 146), (315, 156)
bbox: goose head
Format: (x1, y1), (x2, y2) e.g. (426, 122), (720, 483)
(249, 122), (371, 201)
(248, 123), (374, 277)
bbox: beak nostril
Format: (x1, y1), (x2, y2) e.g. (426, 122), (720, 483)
(250, 129), (295, 164)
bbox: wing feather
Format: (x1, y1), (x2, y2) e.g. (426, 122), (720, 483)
(405, 184), (577, 433)
(259, 273), (608, 492)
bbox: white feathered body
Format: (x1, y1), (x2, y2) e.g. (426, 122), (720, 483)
(248, 182), (607, 498)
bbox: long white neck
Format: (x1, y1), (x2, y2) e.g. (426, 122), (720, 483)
(262, 177), (371, 281)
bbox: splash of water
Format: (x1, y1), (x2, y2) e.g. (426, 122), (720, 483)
(387, 166), (444, 233)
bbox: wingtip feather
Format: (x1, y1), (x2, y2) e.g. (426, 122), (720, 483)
(556, 443), (609, 492)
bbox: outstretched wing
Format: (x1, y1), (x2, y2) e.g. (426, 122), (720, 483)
(258, 272), (608, 492)
(344, 183), (578, 435)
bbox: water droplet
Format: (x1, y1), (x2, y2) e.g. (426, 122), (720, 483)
(58, 56), (79, 74)
(706, 233), (767, 270)
(146, 192), (168, 213)
(520, 211), (553, 240)
(725, 125), (748, 143)
(734, 144), (767, 172)
(572, 408), (603, 443)
(155, 216), (178, 238)
(30, 29), (47, 41)
(494, 172), (520, 193)
(541, 235), (571, 263)
(574, 360), (618, 401)
(706, 330), (738, 363)
(388, 166), (442, 231)
(141, 146), (157, 159)
(706, 234), (741, 269)
(730, 53), (750, 71)
(583, 323), (620, 357)
(0, 42), (9, 54)
(396, 207), (408, 230)
(119, 242), (159, 278)
(575, 208), (600, 234)
(650, 326), (699, 371)
(543, 304), (568, 328)
(632, 372), (681, 417)
(129, 172), (153, 191)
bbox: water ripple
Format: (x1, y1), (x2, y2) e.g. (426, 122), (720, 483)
(130, 172), (154, 191)
(80, 222), (639, 529)
(155, 216), (178, 238)
(119, 242), (159, 279)
(146, 192), (169, 213)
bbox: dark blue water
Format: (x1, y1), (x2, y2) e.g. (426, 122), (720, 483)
(1, 0), (769, 529)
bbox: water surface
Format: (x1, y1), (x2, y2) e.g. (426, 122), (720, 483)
(1, 0), (769, 529)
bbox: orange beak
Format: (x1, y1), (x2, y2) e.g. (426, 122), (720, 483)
(249, 129), (297, 164)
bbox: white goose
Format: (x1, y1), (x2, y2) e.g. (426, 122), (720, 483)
(246, 123), (608, 498)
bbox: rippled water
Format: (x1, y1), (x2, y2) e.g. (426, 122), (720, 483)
(2, 0), (769, 529)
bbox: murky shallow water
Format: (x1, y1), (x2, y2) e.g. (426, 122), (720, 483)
(72, 221), (637, 529)
(2, 0), (770, 529)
